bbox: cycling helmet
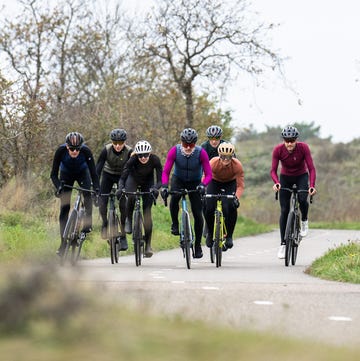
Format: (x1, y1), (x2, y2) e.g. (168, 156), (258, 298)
(281, 126), (299, 139)
(110, 128), (127, 141)
(134, 140), (152, 154)
(65, 132), (84, 147)
(218, 142), (235, 156)
(206, 125), (223, 138)
(180, 128), (198, 143)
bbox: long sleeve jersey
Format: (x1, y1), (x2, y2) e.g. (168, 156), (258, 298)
(162, 145), (212, 186)
(270, 142), (316, 187)
(209, 157), (245, 199)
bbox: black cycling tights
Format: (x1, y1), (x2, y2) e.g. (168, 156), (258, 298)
(125, 175), (154, 243)
(59, 169), (92, 240)
(169, 176), (203, 245)
(279, 173), (309, 243)
(204, 179), (237, 239)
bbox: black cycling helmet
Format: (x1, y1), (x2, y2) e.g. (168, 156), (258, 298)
(65, 132), (84, 147)
(180, 128), (198, 143)
(281, 126), (299, 139)
(206, 125), (223, 138)
(110, 128), (127, 141)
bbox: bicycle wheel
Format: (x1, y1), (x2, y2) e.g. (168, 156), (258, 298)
(108, 209), (119, 264)
(71, 210), (84, 266)
(210, 244), (215, 263)
(214, 211), (222, 267)
(284, 211), (295, 267)
(182, 211), (192, 269)
(61, 210), (77, 265)
(292, 215), (300, 265)
(133, 211), (143, 266)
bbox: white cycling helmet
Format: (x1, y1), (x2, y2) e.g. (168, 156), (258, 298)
(134, 140), (152, 154)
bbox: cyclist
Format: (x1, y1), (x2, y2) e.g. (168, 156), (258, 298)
(204, 143), (244, 251)
(117, 140), (162, 258)
(201, 125), (229, 160)
(50, 132), (100, 256)
(161, 128), (212, 258)
(96, 128), (132, 251)
(270, 125), (317, 259)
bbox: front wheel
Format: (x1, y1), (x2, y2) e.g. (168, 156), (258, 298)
(133, 211), (143, 266)
(214, 211), (222, 267)
(182, 211), (192, 269)
(284, 211), (295, 267)
(292, 215), (301, 265)
(108, 209), (119, 264)
(62, 210), (77, 266)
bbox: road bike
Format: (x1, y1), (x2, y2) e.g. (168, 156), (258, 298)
(164, 189), (199, 269)
(61, 185), (97, 266)
(276, 185), (313, 266)
(102, 186), (122, 264)
(203, 190), (236, 267)
(121, 188), (156, 266)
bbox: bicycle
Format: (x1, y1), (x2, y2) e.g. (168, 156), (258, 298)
(121, 188), (156, 267)
(203, 190), (237, 267)
(61, 185), (97, 266)
(102, 186), (122, 264)
(276, 185), (313, 266)
(164, 189), (199, 269)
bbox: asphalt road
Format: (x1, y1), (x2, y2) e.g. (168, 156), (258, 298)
(60, 229), (360, 347)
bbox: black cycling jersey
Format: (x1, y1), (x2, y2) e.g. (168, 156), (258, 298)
(50, 144), (99, 189)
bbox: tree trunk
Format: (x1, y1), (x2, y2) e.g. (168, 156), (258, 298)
(182, 81), (194, 128)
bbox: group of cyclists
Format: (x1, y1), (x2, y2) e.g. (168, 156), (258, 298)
(51, 124), (316, 261)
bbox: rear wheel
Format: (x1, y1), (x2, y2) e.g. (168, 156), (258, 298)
(133, 211), (143, 266)
(108, 209), (119, 264)
(214, 211), (222, 267)
(182, 211), (192, 269)
(62, 210), (77, 266)
(284, 211), (295, 267)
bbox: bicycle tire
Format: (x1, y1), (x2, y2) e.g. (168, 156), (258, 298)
(214, 211), (222, 267)
(71, 209), (85, 266)
(210, 244), (215, 263)
(292, 215), (300, 265)
(108, 209), (118, 264)
(284, 211), (295, 267)
(133, 211), (142, 266)
(61, 210), (77, 265)
(182, 211), (192, 269)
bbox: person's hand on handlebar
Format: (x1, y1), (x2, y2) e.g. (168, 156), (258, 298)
(160, 185), (169, 200)
(273, 183), (281, 191)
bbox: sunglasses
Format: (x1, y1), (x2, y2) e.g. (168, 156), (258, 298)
(283, 138), (297, 143)
(219, 154), (232, 161)
(208, 136), (221, 140)
(137, 153), (150, 159)
(112, 141), (124, 145)
(181, 141), (196, 149)
(68, 146), (80, 152)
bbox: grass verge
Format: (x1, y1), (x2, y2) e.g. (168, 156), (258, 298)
(306, 241), (360, 283)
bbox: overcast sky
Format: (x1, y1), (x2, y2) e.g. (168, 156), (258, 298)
(1, 0), (359, 143)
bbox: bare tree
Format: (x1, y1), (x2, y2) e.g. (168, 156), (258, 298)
(133, 0), (282, 127)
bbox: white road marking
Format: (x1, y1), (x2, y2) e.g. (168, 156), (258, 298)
(202, 286), (220, 290)
(254, 300), (274, 305)
(171, 280), (185, 284)
(328, 316), (352, 322)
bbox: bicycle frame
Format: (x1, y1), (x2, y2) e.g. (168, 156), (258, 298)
(121, 188), (156, 266)
(204, 191), (236, 267)
(167, 189), (198, 269)
(61, 185), (94, 266)
(277, 185), (312, 266)
(102, 186), (121, 264)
